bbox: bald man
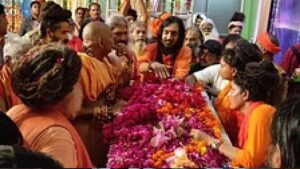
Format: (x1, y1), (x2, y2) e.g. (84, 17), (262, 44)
(82, 21), (114, 61)
(74, 22), (131, 166)
(81, 21), (131, 71)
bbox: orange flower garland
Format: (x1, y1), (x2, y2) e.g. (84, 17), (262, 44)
(158, 102), (222, 139)
(152, 150), (174, 168)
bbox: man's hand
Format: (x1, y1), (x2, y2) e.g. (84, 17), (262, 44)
(114, 43), (133, 60)
(150, 62), (172, 79)
(190, 129), (219, 146)
(293, 68), (300, 78)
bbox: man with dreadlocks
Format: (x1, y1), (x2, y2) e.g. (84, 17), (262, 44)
(38, 4), (72, 45)
(6, 43), (93, 168)
(138, 16), (191, 81)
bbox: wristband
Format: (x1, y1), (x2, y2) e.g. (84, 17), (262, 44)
(210, 140), (222, 150)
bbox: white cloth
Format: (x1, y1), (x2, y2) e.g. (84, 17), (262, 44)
(193, 64), (229, 93)
(3, 34), (32, 62)
(200, 18), (220, 41)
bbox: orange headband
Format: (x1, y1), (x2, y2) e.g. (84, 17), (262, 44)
(257, 32), (281, 54)
(150, 12), (172, 37)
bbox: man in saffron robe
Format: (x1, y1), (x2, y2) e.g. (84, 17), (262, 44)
(75, 21), (130, 167)
(139, 16), (191, 81)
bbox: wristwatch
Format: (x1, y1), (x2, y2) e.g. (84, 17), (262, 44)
(210, 140), (222, 150)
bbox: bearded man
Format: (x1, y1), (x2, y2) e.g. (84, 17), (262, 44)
(128, 21), (147, 57)
(138, 16), (192, 80)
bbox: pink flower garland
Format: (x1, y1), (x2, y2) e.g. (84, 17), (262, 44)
(103, 80), (228, 168)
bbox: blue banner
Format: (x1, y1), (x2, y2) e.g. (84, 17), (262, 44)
(270, 0), (300, 64)
(19, 0), (31, 18)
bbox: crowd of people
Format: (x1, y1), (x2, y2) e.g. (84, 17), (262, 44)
(0, 0), (300, 168)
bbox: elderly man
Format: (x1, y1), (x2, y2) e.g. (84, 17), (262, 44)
(128, 21), (147, 57)
(138, 16), (192, 80)
(82, 22), (114, 61)
(185, 26), (204, 64)
(107, 14), (137, 79)
(74, 21), (132, 166)
(107, 15), (129, 46)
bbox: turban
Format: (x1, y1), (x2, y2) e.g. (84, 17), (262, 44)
(257, 32), (281, 54)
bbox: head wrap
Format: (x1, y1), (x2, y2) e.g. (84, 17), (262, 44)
(228, 21), (244, 29)
(200, 18), (220, 41)
(150, 12), (172, 37)
(257, 32), (281, 54)
(228, 12), (245, 29)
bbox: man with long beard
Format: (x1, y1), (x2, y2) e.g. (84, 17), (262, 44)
(185, 26), (203, 60)
(138, 16), (192, 80)
(128, 21), (147, 57)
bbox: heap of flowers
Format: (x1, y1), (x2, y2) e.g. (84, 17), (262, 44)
(103, 80), (229, 168)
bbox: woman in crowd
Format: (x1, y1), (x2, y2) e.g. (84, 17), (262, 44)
(214, 40), (262, 144)
(192, 61), (280, 168)
(268, 96), (300, 168)
(6, 43), (93, 168)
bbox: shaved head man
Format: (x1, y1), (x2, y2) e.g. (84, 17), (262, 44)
(82, 21), (114, 61)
